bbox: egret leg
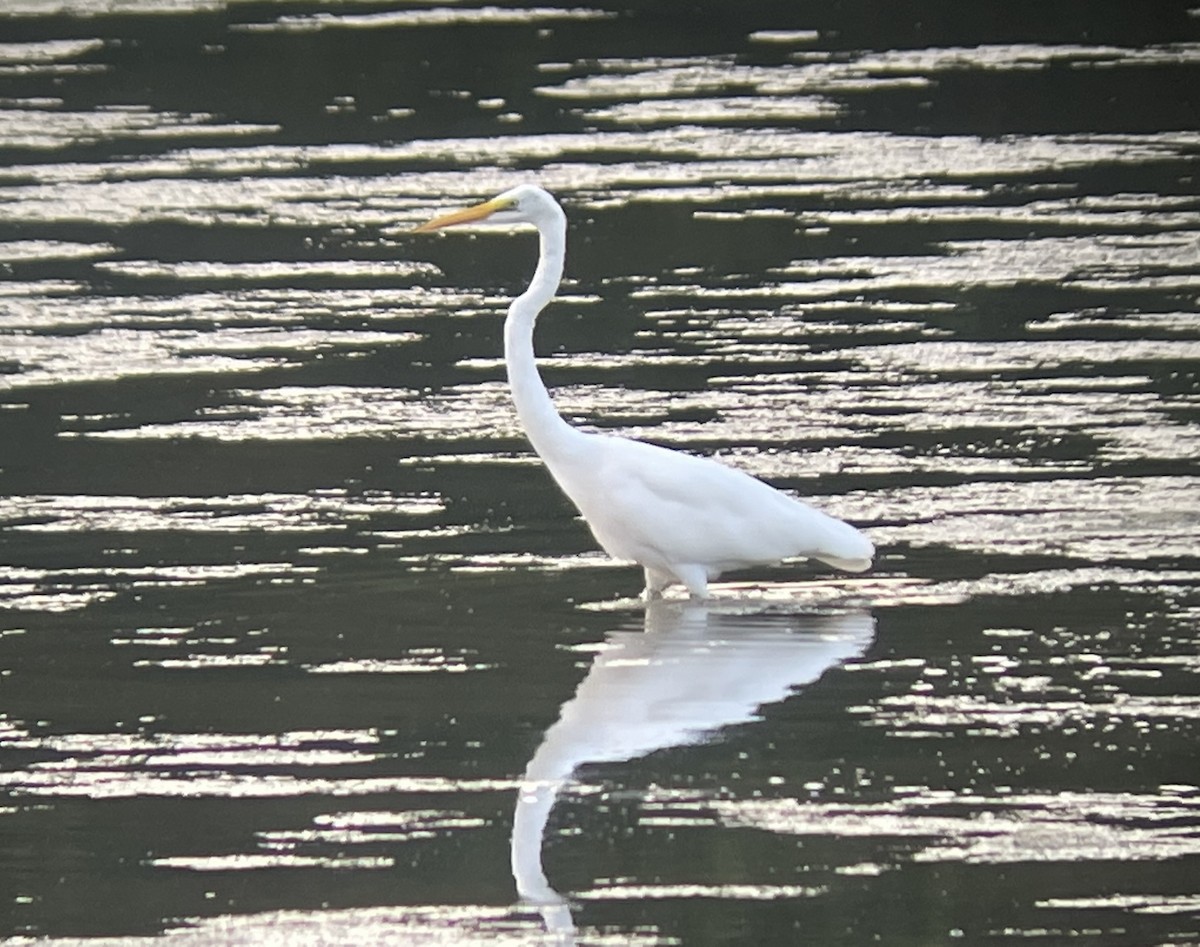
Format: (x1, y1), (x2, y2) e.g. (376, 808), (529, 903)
(672, 564), (709, 601)
(642, 567), (671, 601)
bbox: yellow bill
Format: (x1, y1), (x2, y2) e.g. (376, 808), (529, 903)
(412, 195), (514, 233)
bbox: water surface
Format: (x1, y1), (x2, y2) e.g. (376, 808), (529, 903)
(1, 1), (1198, 944)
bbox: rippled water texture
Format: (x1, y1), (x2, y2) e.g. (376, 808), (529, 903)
(1, 2), (1198, 944)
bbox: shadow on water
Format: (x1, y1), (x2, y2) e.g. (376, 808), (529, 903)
(511, 601), (875, 941)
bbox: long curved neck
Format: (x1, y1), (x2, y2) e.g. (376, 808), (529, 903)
(504, 206), (582, 460)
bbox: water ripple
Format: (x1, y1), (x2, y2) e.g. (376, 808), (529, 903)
(710, 787), (1200, 864)
(0, 490), (442, 532)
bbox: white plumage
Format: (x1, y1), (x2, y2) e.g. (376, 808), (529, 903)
(415, 184), (874, 599)
(511, 602), (877, 915)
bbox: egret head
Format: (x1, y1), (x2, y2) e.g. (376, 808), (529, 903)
(413, 184), (562, 233)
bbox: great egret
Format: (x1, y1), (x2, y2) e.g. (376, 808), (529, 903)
(415, 185), (873, 599)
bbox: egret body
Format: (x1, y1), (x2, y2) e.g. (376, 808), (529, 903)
(415, 185), (873, 599)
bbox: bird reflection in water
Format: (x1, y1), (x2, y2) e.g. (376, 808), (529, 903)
(511, 599), (876, 939)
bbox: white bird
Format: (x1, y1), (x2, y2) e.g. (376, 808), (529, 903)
(415, 185), (874, 599)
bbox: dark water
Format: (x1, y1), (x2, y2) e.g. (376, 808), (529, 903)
(1, 1), (1199, 944)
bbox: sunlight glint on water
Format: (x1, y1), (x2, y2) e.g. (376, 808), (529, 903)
(0, 2), (1197, 945)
